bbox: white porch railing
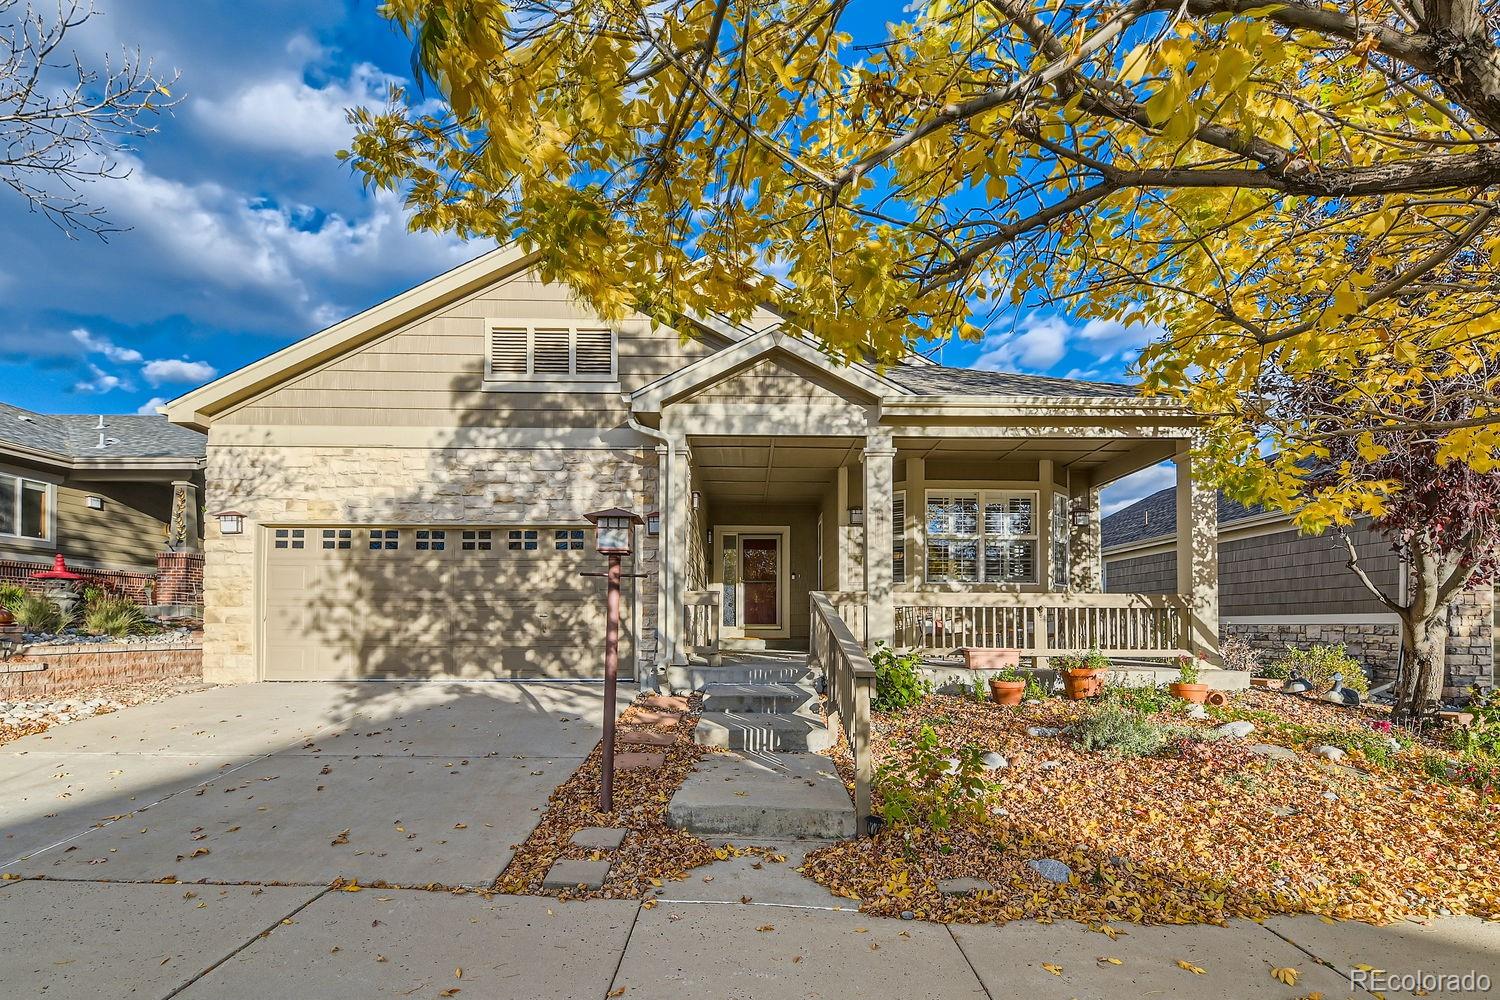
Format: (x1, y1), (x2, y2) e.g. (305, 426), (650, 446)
(808, 591), (875, 832)
(683, 590), (722, 665)
(891, 591), (1191, 661)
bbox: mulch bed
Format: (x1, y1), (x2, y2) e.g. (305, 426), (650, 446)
(494, 693), (783, 900)
(800, 691), (1500, 928)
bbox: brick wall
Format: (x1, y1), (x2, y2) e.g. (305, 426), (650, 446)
(0, 558), (154, 602)
(154, 551), (204, 606)
(0, 642), (202, 699)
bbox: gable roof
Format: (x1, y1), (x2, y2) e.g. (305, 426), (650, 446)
(1101, 485), (1270, 550)
(0, 402), (206, 468)
(885, 364), (1135, 398)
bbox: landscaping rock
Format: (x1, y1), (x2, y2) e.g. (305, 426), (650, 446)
(1322, 791), (1340, 801)
(989, 806), (1009, 817)
(1025, 859), (1073, 884)
(1186, 705), (1210, 721)
(938, 878), (994, 896)
(1249, 743), (1299, 762)
(1384, 737), (1403, 754)
(942, 758), (960, 775)
(980, 751), (1008, 771)
(1037, 761), (1063, 771)
(1314, 745), (1347, 763)
(1025, 726), (1064, 738)
(1210, 721), (1255, 739)
(613, 752), (665, 771)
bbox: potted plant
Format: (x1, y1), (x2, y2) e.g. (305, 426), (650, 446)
(988, 666), (1026, 706)
(1058, 650), (1107, 700)
(1169, 656), (1210, 704)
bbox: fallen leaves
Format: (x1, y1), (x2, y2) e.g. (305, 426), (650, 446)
(1175, 960), (1206, 975)
(1272, 966), (1301, 986)
(330, 829), (350, 846)
(1041, 963), (1063, 976)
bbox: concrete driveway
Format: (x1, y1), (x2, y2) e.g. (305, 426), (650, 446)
(2, 682), (1496, 999)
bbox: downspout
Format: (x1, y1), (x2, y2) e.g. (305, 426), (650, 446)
(624, 394), (672, 689)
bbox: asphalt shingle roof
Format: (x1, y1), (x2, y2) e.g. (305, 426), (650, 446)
(886, 364), (1138, 398)
(0, 402), (205, 462)
(1100, 486), (1267, 549)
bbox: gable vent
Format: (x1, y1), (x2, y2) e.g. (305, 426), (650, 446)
(486, 322), (617, 382)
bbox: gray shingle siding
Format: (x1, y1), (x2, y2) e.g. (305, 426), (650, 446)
(886, 364), (1138, 398)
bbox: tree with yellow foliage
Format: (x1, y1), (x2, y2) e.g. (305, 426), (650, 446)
(344, 0), (1500, 711)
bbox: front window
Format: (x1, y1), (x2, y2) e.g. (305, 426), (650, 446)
(0, 475), (51, 540)
(927, 491), (1037, 584)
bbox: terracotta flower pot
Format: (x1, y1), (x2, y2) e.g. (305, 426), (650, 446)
(988, 678), (1025, 706)
(1250, 677), (1285, 691)
(965, 647), (1021, 670)
(1170, 682), (1210, 704)
(1062, 668), (1102, 700)
(1205, 689), (1230, 708)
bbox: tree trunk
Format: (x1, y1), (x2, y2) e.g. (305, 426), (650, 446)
(1395, 607), (1449, 719)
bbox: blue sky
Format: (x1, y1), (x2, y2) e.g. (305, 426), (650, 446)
(0, 1), (1168, 513)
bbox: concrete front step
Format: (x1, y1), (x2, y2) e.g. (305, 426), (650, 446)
(700, 682), (817, 714)
(667, 751), (855, 839)
(694, 710), (834, 752)
(666, 662), (813, 692)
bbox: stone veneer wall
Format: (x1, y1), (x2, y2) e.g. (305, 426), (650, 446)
(1, 642), (202, 699)
(1222, 586), (1494, 699)
(204, 443), (658, 684)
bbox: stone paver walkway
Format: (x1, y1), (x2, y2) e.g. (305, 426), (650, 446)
(0, 682), (1494, 999)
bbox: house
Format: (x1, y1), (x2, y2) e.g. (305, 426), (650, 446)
(1102, 485), (1495, 697)
(0, 403), (206, 603)
(162, 245), (1218, 684)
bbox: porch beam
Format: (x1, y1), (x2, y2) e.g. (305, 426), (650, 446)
(1088, 439), (1179, 489)
(1174, 438), (1221, 664)
(885, 423), (1195, 440)
(863, 430), (897, 647)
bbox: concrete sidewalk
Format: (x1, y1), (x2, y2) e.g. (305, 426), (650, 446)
(1, 682), (1494, 999)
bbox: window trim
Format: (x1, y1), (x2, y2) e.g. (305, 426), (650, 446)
(484, 319), (620, 390)
(892, 490), (906, 585)
(925, 489), (1040, 586)
(0, 473), (54, 544)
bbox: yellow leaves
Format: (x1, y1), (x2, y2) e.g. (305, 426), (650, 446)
(1175, 960), (1207, 975)
(1097, 956), (1123, 966)
(1041, 963), (1064, 976)
(1271, 966), (1301, 986)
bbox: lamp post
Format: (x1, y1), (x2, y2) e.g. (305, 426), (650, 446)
(583, 507), (644, 813)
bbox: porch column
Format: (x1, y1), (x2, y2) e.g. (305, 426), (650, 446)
(905, 456), (926, 590)
(863, 430), (896, 647)
(653, 444), (669, 673)
(1174, 439), (1220, 664)
(667, 438), (692, 665)
(1069, 474), (1103, 592)
(1036, 459), (1054, 590)
(169, 480), (201, 553)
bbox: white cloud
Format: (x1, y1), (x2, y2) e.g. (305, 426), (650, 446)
(143, 358), (217, 385)
(72, 364), (129, 394)
(193, 61), (399, 158)
(69, 327), (144, 364)
(971, 312), (1166, 376)
(1100, 462), (1177, 516)
(136, 396), (169, 415)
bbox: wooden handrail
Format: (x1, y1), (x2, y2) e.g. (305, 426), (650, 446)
(809, 591), (875, 833)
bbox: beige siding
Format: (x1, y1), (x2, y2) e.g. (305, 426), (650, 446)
(690, 357), (865, 405)
(53, 481), (172, 570)
(221, 270), (728, 428)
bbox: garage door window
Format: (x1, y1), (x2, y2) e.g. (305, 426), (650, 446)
(415, 529), (447, 551)
(369, 529), (399, 550)
(507, 529), (539, 551)
(461, 530), (492, 550)
(273, 528), (305, 549)
(554, 529), (585, 550)
(321, 529), (352, 550)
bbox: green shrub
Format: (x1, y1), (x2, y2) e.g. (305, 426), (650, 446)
(1053, 649), (1110, 672)
(1175, 655), (1202, 685)
(1023, 674), (1052, 701)
(1307, 724), (1411, 768)
(1072, 703), (1195, 758)
(1270, 643), (1370, 695)
(1255, 659), (1291, 680)
(871, 643), (931, 712)
(875, 724), (994, 829)
(993, 665), (1024, 683)
(82, 595), (149, 639)
(1449, 689), (1500, 759)
(1104, 683), (1174, 715)
(12, 592), (68, 633)
(0, 582), (25, 613)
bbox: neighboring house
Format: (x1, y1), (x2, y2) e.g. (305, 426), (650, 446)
(1102, 486), (1495, 697)
(0, 403), (206, 603)
(163, 245), (1218, 685)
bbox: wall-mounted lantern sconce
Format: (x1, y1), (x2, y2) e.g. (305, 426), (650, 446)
(645, 510), (660, 536)
(691, 490), (701, 510)
(214, 510), (246, 535)
(1070, 505), (1092, 527)
(85, 495), (104, 510)
(848, 506), (865, 526)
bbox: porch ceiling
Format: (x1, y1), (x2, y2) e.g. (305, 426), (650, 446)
(895, 436), (1172, 484)
(691, 435), (858, 503)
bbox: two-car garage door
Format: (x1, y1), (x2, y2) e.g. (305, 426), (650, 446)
(262, 526), (633, 680)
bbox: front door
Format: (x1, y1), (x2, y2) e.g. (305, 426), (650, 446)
(741, 536), (780, 627)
